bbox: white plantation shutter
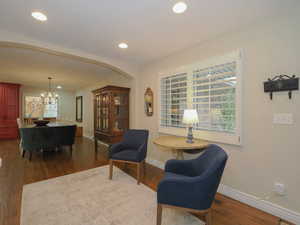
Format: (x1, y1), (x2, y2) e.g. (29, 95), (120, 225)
(192, 62), (236, 133)
(160, 73), (187, 128)
(159, 50), (242, 145)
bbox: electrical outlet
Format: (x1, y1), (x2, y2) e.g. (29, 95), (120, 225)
(274, 182), (286, 196)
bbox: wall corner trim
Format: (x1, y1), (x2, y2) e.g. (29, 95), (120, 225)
(146, 157), (300, 224)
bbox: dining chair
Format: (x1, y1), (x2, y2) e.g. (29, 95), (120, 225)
(17, 118), (23, 154)
(156, 144), (228, 225)
(16, 118), (22, 128)
(19, 125), (77, 160)
(108, 129), (149, 184)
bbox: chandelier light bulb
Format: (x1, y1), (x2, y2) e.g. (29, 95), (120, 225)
(40, 77), (59, 104)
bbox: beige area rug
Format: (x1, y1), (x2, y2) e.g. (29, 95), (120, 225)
(21, 166), (205, 225)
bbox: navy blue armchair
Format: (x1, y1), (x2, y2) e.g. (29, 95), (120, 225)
(109, 129), (149, 184)
(156, 144), (228, 225)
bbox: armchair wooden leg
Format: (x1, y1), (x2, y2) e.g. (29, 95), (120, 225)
(143, 160), (146, 176)
(109, 160), (113, 180)
(156, 204), (162, 225)
(137, 162), (141, 184)
(29, 151), (32, 161)
(70, 145), (73, 156)
(22, 149), (26, 158)
(205, 209), (212, 225)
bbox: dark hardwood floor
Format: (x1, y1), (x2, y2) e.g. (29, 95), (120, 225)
(0, 137), (289, 225)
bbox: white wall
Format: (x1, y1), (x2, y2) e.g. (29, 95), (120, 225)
(21, 86), (76, 121)
(75, 75), (134, 138)
(136, 13), (300, 213)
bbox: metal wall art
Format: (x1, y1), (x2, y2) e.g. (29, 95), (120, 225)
(264, 74), (298, 100)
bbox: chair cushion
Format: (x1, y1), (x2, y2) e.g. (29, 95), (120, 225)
(110, 149), (141, 162)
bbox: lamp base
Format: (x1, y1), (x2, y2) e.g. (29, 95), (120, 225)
(186, 126), (194, 144)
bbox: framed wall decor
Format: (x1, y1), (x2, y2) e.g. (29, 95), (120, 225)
(144, 87), (154, 116)
(76, 96), (83, 122)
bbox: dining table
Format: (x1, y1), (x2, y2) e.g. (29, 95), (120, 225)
(20, 121), (77, 128)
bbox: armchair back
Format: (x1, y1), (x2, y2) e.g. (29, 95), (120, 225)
(192, 144), (228, 208)
(122, 129), (149, 150)
(192, 144), (228, 178)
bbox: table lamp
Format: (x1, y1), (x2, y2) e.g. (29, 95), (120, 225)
(182, 109), (199, 143)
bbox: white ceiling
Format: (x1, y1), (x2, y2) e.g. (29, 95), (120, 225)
(0, 0), (299, 67)
(0, 47), (128, 91)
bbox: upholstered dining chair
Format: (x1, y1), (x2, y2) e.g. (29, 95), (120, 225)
(19, 125), (76, 160)
(156, 144), (228, 225)
(108, 129), (149, 184)
(17, 118), (23, 154)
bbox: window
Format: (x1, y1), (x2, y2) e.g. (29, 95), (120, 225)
(192, 62), (236, 133)
(159, 50), (242, 145)
(43, 103), (58, 118)
(24, 96), (58, 118)
(160, 73), (187, 129)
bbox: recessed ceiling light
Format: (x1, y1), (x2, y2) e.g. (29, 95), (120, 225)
(118, 43), (128, 49)
(57, 85), (62, 89)
(31, 11), (47, 21)
(173, 2), (187, 14)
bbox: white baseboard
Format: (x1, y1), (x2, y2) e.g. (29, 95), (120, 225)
(83, 135), (111, 148)
(146, 157), (300, 224)
(218, 184), (300, 224)
(146, 158), (164, 169)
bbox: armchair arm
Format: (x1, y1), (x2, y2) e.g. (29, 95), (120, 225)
(157, 174), (215, 210)
(109, 142), (125, 158)
(165, 159), (196, 177)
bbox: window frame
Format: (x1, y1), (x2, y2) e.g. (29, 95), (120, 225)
(158, 50), (243, 146)
(23, 95), (59, 119)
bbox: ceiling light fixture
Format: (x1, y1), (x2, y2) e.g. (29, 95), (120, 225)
(173, 2), (187, 14)
(118, 43), (128, 49)
(40, 77), (59, 105)
(31, 11), (47, 21)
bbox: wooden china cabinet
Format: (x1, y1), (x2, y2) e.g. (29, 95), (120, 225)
(93, 86), (130, 151)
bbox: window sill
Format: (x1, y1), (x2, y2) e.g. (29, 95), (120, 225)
(159, 126), (241, 146)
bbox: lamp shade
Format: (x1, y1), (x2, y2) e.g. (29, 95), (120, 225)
(182, 109), (199, 125)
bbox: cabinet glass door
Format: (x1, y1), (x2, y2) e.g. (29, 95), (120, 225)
(95, 94), (101, 131)
(112, 92), (128, 134)
(101, 93), (110, 132)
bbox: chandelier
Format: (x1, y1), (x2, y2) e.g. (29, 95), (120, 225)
(40, 77), (59, 105)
